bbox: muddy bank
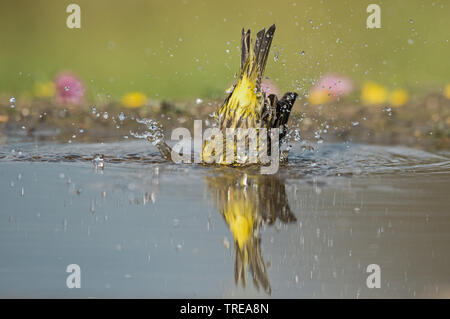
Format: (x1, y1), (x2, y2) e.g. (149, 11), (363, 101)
(0, 94), (448, 150)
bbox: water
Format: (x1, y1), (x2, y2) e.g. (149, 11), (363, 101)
(0, 140), (449, 298)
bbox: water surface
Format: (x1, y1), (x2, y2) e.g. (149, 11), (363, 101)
(0, 141), (449, 298)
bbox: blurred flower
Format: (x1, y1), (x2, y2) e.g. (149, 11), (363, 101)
(316, 74), (353, 97)
(389, 89), (409, 107)
(308, 89), (333, 105)
(361, 81), (387, 105)
(0, 115), (9, 123)
(33, 81), (55, 98)
(308, 74), (353, 105)
(121, 92), (147, 108)
(444, 84), (450, 99)
(261, 78), (280, 96)
(54, 72), (85, 105)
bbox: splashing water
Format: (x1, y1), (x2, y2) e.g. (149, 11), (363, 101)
(130, 118), (165, 146)
(9, 96), (15, 108)
(93, 155), (105, 169)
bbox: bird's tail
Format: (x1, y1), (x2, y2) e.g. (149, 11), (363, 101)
(240, 24), (276, 85)
(234, 237), (271, 295)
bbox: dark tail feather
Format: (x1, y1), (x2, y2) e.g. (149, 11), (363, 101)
(275, 92), (298, 142)
(250, 24), (276, 79)
(234, 240), (271, 295)
(241, 29), (250, 71)
(253, 28), (265, 71)
(234, 243), (246, 289)
(250, 238), (271, 295)
(258, 24), (276, 76)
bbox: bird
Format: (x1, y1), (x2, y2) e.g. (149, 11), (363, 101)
(156, 25), (298, 165)
(202, 24), (298, 165)
(205, 170), (297, 294)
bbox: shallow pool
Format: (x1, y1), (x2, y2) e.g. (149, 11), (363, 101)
(0, 141), (449, 297)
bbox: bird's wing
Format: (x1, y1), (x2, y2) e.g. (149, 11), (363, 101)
(274, 92), (298, 141)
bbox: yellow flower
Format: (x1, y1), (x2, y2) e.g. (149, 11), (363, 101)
(444, 84), (450, 99)
(389, 89), (409, 107)
(121, 92), (147, 108)
(33, 81), (55, 98)
(0, 115), (9, 123)
(308, 89), (333, 105)
(361, 82), (387, 105)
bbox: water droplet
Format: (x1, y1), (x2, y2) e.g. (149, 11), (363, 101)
(9, 97), (16, 103)
(196, 98), (203, 104)
(65, 86), (70, 92)
(102, 112), (109, 120)
(118, 112), (126, 121)
(93, 155), (105, 169)
(273, 51), (279, 62)
(294, 129), (302, 141)
(226, 86), (234, 94)
(223, 237), (230, 250)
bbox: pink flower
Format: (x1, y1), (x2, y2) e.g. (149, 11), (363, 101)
(54, 72), (85, 105)
(313, 74), (353, 98)
(261, 78), (280, 97)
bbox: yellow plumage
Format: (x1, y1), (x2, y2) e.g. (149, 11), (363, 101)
(156, 25), (298, 165)
(202, 25), (276, 164)
(205, 171), (297, 294)
(217, 59), (265, 129)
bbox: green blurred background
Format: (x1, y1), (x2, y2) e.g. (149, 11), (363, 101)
(0, 0), (449, 101)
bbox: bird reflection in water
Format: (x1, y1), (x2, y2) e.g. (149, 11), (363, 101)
(205, 169), (296, 294)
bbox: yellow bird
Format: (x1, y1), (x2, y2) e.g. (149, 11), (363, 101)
(157, 25), (297, 165)
(202, 25), (297, 165)
(205, 171), (297, 294)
